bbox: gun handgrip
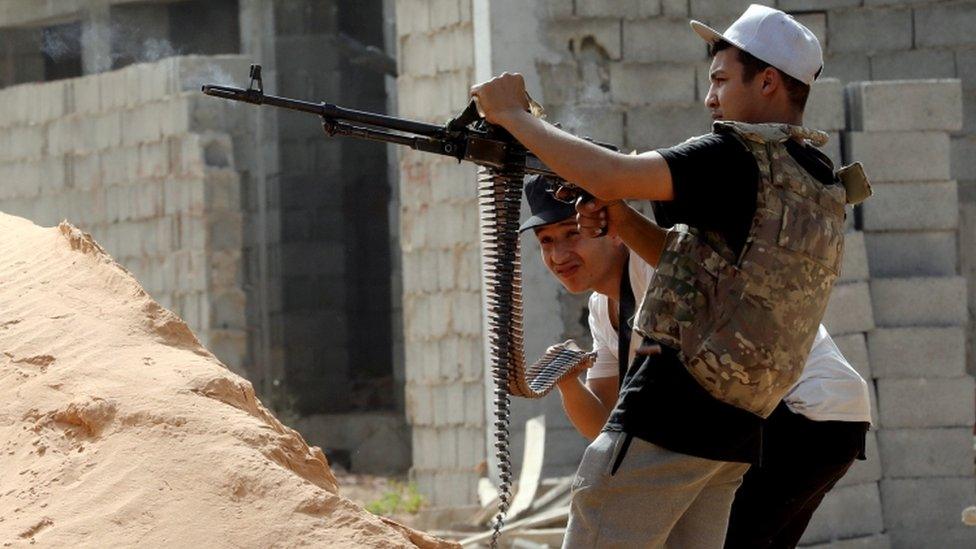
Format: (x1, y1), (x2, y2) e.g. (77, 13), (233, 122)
(575, 191), (608, 238)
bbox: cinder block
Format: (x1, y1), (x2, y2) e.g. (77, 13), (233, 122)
(881, 477), (976, 532)
(205, 168), (241, 212)
(799, 482), (885, 545)
(626, 105), (712, 150)
(876, 377), (975, 428)
(2, 124), (45, 161)
(823, 282), (875, 337)
(878, 428), (974, 478)
(951, 136), (976, 182)
(957, 48), (976, 93)
(870, 277), (967, 327)
(836, 429), (881, 488)
(864, 231), (957, 278)
(861, 181), (958, 231)
(0, 84), (29, 128)
(828, 7), (912, 54)
(72, 75), (101, 115)
(27, 80), (67, 125)
(839, 231), (869, 283)
(780, 0), (860, 9)
(71, 153), (102, 192)
(689, 0), (774, 20)
(400, 33), (436, 77)
(92, 111), (123, 151)
(456, 426), (485, 468)
(845, 132), (951, 182)
(138, 141), (171, 180)
(965, 92), (976, 135)
(914, 2), (976, 48)
(537, 63), (581, 105)
(547, 104), (625, 146)
(661, 0), (689, 16)
(823, 52), (871, 83)
(97, 69), (128, 112)
(206, 211), (243, 251)
(394, 0), (430, 35)
(549, 18), (622, 61)
(846, 80), (963, 132)
(833, 333), (871, 380)
(622, 18), (705, 63)
(805, 78), (845, 132)
(428, 0), (461, 29)
(887, 527), (976, 549)
(868, 327), (966, 379)
(577, 0), (661, 17)
(608, 63), (696, 107)
(869, 48), (957, 82)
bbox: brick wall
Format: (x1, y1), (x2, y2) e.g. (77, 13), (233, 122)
(0, 55), (253, 378)
(395, 0), (485, 506)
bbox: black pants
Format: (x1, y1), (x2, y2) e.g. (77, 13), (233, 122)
(724, 402), (869, 549)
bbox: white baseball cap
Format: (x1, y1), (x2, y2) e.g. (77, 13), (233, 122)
(690, 4), (823, 85)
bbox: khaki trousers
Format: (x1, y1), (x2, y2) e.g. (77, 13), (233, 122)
(563, 431), (750, 549)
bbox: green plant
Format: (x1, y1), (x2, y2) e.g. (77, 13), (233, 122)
(366, 481), (426, 516)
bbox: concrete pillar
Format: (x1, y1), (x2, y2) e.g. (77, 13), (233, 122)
(81, 3), (111, 75)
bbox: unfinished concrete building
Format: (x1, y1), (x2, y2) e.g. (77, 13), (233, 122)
(0, 0), (408, 473)
(1, 0), (975, 547)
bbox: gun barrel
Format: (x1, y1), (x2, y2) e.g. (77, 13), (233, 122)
(202, 83), (445, 137)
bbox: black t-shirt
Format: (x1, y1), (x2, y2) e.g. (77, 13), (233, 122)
(603, 131), (837, 464)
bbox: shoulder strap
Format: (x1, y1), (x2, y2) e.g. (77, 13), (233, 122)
(617, 256), (635, 388)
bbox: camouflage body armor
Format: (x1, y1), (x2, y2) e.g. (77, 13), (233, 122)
(634, 121), (871, 417)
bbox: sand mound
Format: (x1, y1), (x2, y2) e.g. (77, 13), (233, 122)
(0, 213), (455, 548)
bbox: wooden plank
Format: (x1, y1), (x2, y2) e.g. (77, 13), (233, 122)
(458, 506), (570, 547)
(507, 415), (546, 520)
(528, 476), (572, 513)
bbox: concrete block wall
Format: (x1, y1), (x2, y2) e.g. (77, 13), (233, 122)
(395, 0), (976, 519)
(395, 0), (485, 506)
(802, 81), (885, 546)
(0, 54), (254, 377)
(847, 79), (975, 549)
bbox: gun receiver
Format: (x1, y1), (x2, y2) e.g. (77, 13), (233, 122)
(202, 64), (616, 202)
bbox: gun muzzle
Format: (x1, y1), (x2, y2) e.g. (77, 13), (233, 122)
(201, 84), (264, 105)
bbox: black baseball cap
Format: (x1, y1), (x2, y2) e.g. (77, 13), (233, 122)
(519, 175), (576, 234)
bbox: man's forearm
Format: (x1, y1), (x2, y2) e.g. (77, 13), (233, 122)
(615, 204), (667, 267)
(495, 110), (674, 202)
(556, 376), (613, 440)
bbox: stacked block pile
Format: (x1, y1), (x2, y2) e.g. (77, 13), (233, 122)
(0, 55), (254, 375)
(800, 82), (886, 548)
(848, 79), (975, 548)
(395, 0), (486, 506)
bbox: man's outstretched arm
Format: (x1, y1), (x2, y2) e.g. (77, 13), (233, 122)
(470, 73), (675, 202)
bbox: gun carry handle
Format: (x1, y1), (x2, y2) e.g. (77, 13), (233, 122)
(447, 100), (484, 132)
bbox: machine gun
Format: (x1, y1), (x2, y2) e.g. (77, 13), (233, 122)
(203, 64), (611, 546)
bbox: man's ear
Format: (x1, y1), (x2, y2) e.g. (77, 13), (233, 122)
(760, 67), (779, 97)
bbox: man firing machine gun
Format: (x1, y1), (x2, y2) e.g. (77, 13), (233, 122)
(204, 7), (872, 545)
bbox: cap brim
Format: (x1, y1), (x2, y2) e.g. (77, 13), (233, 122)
(690, 20), (725, 45)
(518, 209), (574, 234)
